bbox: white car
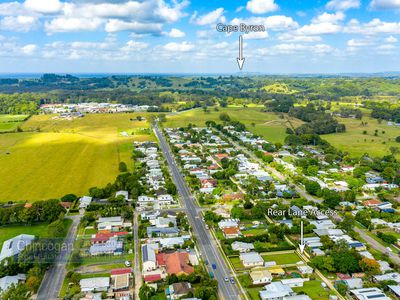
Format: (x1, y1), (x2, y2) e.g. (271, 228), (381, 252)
(125, 261), (131, 267)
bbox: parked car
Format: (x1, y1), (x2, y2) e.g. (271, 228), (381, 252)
(125, 261), (131, 267)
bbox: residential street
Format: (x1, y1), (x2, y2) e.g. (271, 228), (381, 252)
(133, 212), (142, 300)
(354, 226), (400, 265)
(154, 124), (241, 300)
(36, 214), (82, 300)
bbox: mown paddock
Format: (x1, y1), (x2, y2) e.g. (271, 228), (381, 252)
(0, 113), (154, 202)
(324, 116), (400, 158)
(0, 114), (29, 132)
(163, 107), (303, 143)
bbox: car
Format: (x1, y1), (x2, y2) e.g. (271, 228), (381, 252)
(230, 277), (235, 284)
(224, 277), (229, 282)
(212, 263), (217, 270)
(205, 260), (209, 265)
(205, 224), (209, 229)
(125, 261), (131, 267)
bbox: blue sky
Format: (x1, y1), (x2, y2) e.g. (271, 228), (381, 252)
(1, 0), (400, 74)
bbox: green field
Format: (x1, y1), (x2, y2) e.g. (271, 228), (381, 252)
(0, 114), (28, 132)
(262, 252), (301, 265)
(0, 219), (72, 248)
(293, 280), (330, 300)
(164, 107), (303, 143)
(324, 116), (400, 158)
(0, 113), (154, 201)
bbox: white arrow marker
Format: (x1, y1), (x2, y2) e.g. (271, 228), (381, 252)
(237, 35), (245, 70)
(299, 221), (305, 253)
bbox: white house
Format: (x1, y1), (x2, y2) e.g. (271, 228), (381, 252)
(231, 241), (254, 253)
(80, 277), (110, 292)
(249, 268), (272, 285)
(79, 196), (93, 209)
(240, 252), (264, 268)
(259, 282), (294, 300)
(0, 234), (35, 262)
(0, 274), (26, 294)
(142, 243), (158, 272)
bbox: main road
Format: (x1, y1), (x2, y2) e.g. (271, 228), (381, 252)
(37, 214), (82, 300)
(154, 124), (241, 300)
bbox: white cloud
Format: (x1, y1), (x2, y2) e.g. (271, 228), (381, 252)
(385, 35), (398, 43)
(21, 43), (37, 55)
(271, 43), (334, 54)
(121, 40), (149, 52)
(246, 0), (279, 14)
(278, 33), (322, 42)
(105, 19), (162, 34)
(0, 2), (27, 16)
(326, 0), (360, 10)
(231, 16), (298, 31)
(163, 41), (194, 52)
(312, 12), (345, 24)
(194, 8), (225, 26)
(24, 0), (63, 14)
(376, 44), (396, 50)
(0, 15), (38, 32)
(164, 28), (185, 38)
(347, 39), (372, 47)
(45, 17), (103, 34)
(245, 31), (269, 39)
(296, 22), (341, 35)
(370, 0), (400, 9)
(344, 18), (400, 35)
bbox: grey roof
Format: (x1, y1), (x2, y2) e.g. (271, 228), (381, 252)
(0, 234), (35, 261)
(0, 274), (26, 293)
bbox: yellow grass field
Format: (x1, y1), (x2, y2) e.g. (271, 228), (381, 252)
(0, 113), (154, 202)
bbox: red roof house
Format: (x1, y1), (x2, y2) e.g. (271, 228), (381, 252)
(156, 252), (194, 276)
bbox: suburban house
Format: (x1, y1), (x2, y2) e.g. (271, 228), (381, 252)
(166, 282), (193, 299)
(222, 227), (241, 239)
(80, 277), (110, 293)
(79, 196), (93, 209)
(0, 234), (35, 262)
(259, 282), (295, 300)
(350, 288), (390, 300)
(142, 243), (159, 272)
(110, 268), (131, 292)
(231, 241), (254, 252)
(240, 252), (264, 268)
(0, 274), (26, 294)
(89, 238), (123, 256)
(156, 251), (194, 275)
(249, 268), (272, 285)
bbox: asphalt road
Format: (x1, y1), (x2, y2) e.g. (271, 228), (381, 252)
(36, 214), (82, 300)
(154, 125), (241, 300)
(354, 226), (400, 265)
(133, 212), (142, 300)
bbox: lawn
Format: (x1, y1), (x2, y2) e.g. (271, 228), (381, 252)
(247, 287), (264, 300)
(0, 219), (72, 248)
(0, 114), (28, 133)
(163, 107), (303, 143)
(324, 115), (400, 158)
(262, 252), (301, 265)
(229, 256), (244, 269)
(293, 280), (331, 300)
(0, 113), (154, 201)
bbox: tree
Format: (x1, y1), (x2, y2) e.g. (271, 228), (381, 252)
(60, 194), (77, 202)
(382, 167), (396, 183)
(139, 284), (156, 300)
(336, 282), (348, 295)
(396, 136), (400, 143)
(1, 284), (31, 300)
(305, 180), (321, 196)
(119, 161), (128, 172)
(359, 257), (380, 274)
(219, 113), (231, 122)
